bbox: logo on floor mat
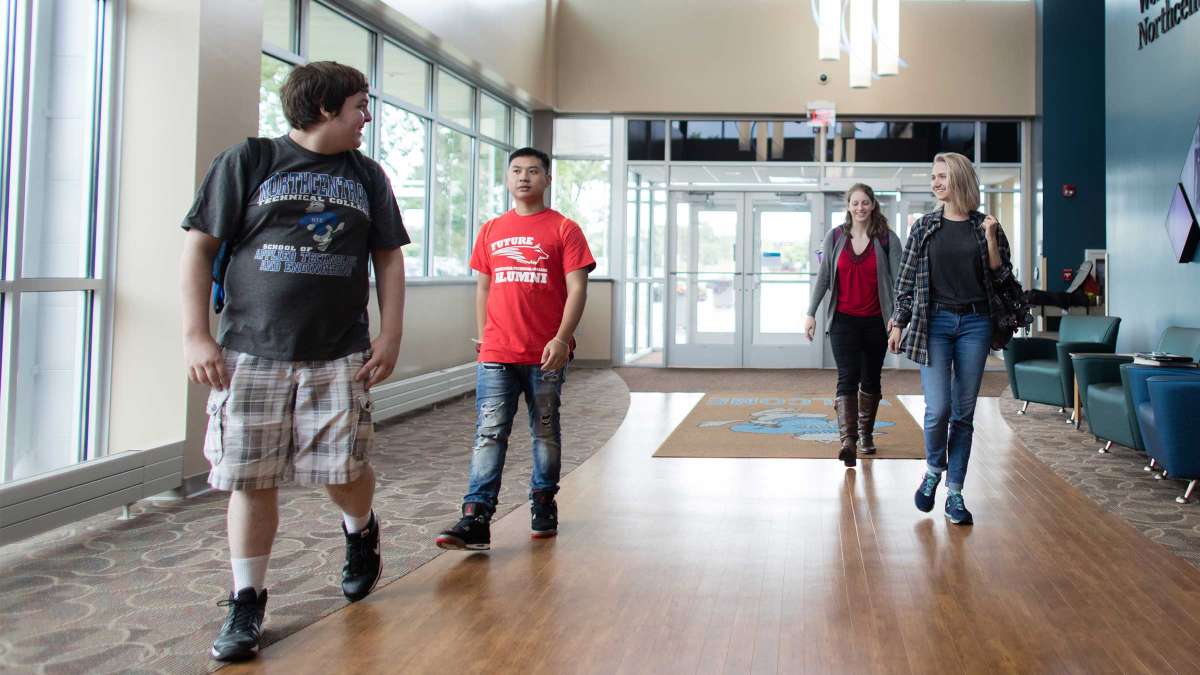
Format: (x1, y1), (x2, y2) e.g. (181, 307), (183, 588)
(700, 408), (895, 443)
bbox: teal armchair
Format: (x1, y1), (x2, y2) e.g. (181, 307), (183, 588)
(1004, 315), (1121, 417)
(1073, 327), (1200, 452)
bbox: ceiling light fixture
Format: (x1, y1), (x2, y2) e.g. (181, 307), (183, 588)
(811, 0), (905, 89)
(849, 0), (872, 89)
(818, 0), (841, 60)
(877, 0), (899, 76)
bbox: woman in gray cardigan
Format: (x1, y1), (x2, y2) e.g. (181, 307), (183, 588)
(804, 183), (902, 467)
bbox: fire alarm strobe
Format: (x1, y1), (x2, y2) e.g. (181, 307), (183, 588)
(1061, 184), (1077, 198)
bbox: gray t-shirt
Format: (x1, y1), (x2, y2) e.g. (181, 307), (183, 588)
(183, 136), (410, 361)
(929, 217), (986, 306)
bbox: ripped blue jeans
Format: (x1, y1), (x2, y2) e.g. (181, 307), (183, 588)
(462, 362), (565, 513)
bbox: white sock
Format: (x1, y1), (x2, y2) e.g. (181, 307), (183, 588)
(343, 510), (373, 534)
(231, 555), (269, 593)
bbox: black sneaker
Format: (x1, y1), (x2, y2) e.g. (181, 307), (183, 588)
(945, 492), (974, 526)
(210, 587), (267, 662)
(914, 472), (941, 513)
(530, 491), (558, 539)
(435, 502), (491, 550)
(342, 513), (382, 602)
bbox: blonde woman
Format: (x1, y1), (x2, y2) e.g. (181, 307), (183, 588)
(888, 152), (1013, 525)
(805, 183), (902, 467)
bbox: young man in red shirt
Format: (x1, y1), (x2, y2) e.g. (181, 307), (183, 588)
(436, 147), (595, 550)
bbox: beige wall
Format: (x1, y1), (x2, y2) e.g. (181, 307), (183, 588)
(554, 0), (1035, 116)
(377, 0), (557, 107)
(109, 0), (261, 477)
(575, 279), (612, 362)
(369, 283), (477, 379)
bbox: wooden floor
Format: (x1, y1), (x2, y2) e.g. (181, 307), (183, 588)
(230, 394), (1200, 674)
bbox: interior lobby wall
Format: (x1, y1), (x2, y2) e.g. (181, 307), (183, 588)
(1040, 0), (1106, 293)
(553, 0), (1035, 116)
(1105, 3), (1200, 350)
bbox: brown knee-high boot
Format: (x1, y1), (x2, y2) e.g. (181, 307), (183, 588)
(835, 395), (858, 467)
(858, 390), (882, 455)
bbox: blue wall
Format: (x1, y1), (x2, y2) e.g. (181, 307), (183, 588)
(1041, 1), (1106, 292)
(1106, 3), (1200, 351)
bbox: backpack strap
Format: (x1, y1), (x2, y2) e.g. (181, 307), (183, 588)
(211, 137), (275, 313)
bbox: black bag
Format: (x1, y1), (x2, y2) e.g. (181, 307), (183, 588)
(990, 273), (1034, 350)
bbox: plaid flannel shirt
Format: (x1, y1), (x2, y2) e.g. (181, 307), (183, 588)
(890, 208), (1014, 366)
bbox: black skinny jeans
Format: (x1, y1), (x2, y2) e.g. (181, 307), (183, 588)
(829, 312), (888, 398)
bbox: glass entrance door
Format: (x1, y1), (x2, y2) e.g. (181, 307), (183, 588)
(668, 192), (742, 367)
(743, 193), (821, 367)
(667, 191), (825, 367)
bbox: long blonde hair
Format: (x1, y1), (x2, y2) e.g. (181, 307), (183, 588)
(933, 152), (980, 214)
(840, 183), (889, 239)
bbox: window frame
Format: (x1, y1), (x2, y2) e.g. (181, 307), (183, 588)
(259, 0), (532, 279)
(552, 116), (614, 278)
(0, 0), (122, 481)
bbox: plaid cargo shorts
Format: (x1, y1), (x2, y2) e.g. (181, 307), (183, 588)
(204, 349), (375, 491)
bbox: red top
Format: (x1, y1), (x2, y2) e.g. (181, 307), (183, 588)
(835, 242), (882, 317)
(470, 208), (596, 365)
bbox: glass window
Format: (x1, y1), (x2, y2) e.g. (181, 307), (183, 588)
(981, 121), (1022, 163)
(262, 0), (294, 51)
(378, 103), (427, 277)
(259, 55), (292, 137)
(477, 142), (509, 221)
(307, 2), (371, 77)
(20, 4), (102, 279)
(552, 159), (610, 275)
(625, 167), (667, 280)
(627, 120), (666, 161)
(624, 283), (636, 358)
(10, 293), (90, 481)
(769, 122), (817, 162)
(2, 1), (113, 484)
(258, 7), (533, 280)
(671, 120), (759, 161)
(827, 121), (975, 162)
(514, 112), (532, 147)
(554, 118), (611, 157)
(381, 41), (428, 109)
(479, 94), (509, 142)
(437, 70), (473, 129)
(433, 125), (471, 276)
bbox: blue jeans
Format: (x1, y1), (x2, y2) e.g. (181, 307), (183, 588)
(919, 309), (992, 492)
(463, 362), (565, 513)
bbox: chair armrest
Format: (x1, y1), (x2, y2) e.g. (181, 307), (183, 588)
(1004, 337), (1057, 364)
(1074, 354), (1134, 408)
(1003, 337), (1057, 400)
(1056, 342), (1116, 409)
(1056, 341), (1116, 359)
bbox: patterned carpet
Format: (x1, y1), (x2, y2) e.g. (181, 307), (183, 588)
(999, 392), (1200, 569)
(0, 368), (630, 675)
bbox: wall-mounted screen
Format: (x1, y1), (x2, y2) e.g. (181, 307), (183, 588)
(1181, 117), (1200, 208)
(1165, 182), (1199, 263)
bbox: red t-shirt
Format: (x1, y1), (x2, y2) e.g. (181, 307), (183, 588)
(835, 243), (882, 317)
(470, 208), (596, 365)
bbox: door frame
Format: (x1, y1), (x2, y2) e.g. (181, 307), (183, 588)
(665, 189), (830, 368)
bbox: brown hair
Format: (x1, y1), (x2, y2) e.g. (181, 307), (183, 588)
(932, 152), (981, 213)
(280, 61), (369, 131)
(840, 183), (889, 239)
